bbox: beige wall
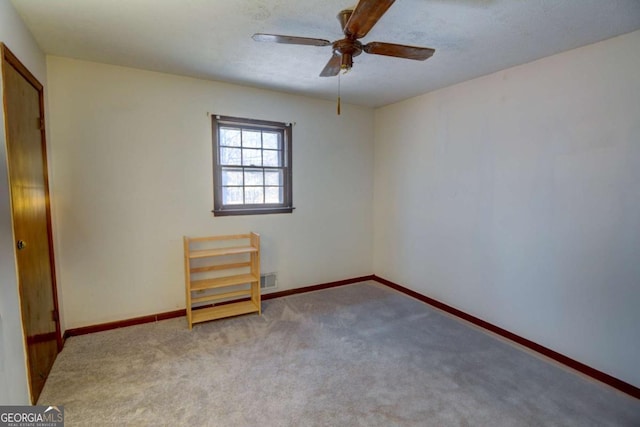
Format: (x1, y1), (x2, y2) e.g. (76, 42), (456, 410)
(0, 0), (48, 405)
(373, 30), (640, 387)
(46, 57), (374, 329)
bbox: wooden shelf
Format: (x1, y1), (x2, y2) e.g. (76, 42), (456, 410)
(191, 300), (259, 324)
(189, 246), (257, 259)
(190, 273), (258, 292)
(191, 289), (251, 304)
(184, 232), (260, 329)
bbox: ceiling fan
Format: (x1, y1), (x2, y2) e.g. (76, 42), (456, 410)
(252, 0), (435, 77)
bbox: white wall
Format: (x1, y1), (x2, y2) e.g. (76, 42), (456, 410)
(46, 57), (374, 329)
(0, 0), (48, 405)
(374, 30), (640, 387)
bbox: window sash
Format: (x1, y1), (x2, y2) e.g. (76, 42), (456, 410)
(212, 115), (293, 216)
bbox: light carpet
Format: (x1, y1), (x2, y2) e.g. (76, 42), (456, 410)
(39, 281), (640, 426)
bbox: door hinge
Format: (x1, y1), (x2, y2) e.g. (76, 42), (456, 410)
(37, 117), (44, 130)
(52, 309), (59, 322)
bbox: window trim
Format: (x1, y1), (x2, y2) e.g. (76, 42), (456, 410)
(212, 115), (293, 216)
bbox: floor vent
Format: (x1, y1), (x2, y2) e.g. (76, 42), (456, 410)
(260, 273), (277, 290)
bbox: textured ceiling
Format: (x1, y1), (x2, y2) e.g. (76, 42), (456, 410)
(11, 0), (640, 107)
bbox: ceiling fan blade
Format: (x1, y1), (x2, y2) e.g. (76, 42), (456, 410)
(252, 33), (331, 47)
(363, 42), (435, 60)
(252, 33), (331, 46)
(320, 54), (342, 77)
(344, 0), (396, 39)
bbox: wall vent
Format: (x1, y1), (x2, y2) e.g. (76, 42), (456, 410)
(260, 273), (277, 290)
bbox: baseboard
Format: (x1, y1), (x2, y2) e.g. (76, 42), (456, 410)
(26, 332), (59, 345)
(371, 275), (640, 400)
(62, 275), (374, 340)
(63, 309), (185, 339)
(262, 275), (375, 300)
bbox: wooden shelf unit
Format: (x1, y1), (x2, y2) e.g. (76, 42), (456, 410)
(184, 233), (261, 329)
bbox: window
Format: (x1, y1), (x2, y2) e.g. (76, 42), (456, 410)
(212, 115), (293, 216)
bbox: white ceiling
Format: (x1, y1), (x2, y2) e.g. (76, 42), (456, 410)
(11, 0), (640, 107)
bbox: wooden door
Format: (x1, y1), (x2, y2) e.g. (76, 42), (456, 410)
(1, 44), (62, 403)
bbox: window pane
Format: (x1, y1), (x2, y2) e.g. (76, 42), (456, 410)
(222, 168), (243, 186)
(245, 187), (264, 204)
(244, 169), (263, 186)
(220, 128), (241, 147)
(264, 170), (282, 186)
(263, 132), (280, 149)
(263, 149), (280, 167)
(222, 187), (243, 205)
(265, 186), (282, 204)
(220, 147), (241, 165)
(242, 130), (261, 148)
(242, 148), (262, 166)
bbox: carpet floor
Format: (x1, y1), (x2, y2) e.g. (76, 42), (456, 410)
(39, 281), (640, 426)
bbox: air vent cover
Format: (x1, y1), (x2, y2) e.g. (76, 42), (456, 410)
(260, 273), (277, 290)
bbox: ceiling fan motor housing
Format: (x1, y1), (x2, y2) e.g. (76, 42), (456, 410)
(335, 8), (359, 70)
(333, 39), (363, 70)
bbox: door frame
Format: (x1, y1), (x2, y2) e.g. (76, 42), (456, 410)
(1, 43), (63, 397)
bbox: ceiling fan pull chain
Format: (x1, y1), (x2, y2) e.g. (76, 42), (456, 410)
(337, 72), (341, 115)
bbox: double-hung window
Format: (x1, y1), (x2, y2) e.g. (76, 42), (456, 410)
(212, 115), (293, 216)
